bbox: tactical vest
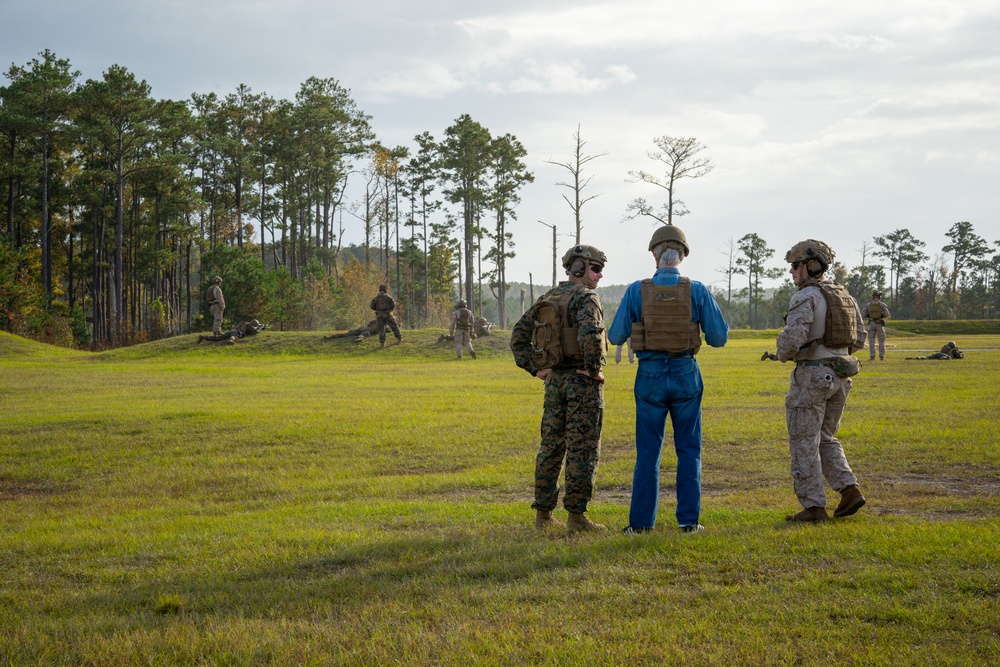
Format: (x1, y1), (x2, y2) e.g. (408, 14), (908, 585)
(456, 308), (474, 330)
(629, 278), (702, 355)
(867, 302), (883, 321)
(800, 280), (857, 349)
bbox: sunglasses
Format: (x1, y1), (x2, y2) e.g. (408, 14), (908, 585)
(790, 261), (803, 269)
(589, 263), (604, 273)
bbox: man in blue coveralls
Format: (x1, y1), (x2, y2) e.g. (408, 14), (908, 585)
(609, 224), (729, 534)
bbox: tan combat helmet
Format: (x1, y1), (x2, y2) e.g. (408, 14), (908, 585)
(457, 299), (467, 308)
(250, 319), (260, 327)
(562, 244), (607, 277)
(648, 224), (690, 257)
(213, 275), (222, 284)
(785, 239), (835, 270)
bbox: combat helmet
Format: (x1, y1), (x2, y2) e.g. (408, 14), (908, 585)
(457, 299), (467, 308)
(562, 244), (607, 277)
(785, 239), (835, 270)
(250, 319), (260, 327)
(648, 224), (689, 256)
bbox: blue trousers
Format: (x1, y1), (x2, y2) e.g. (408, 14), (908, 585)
(629, 357), (705, 529)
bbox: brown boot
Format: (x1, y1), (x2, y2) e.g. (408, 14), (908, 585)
(834, 485), (866, 517)
(785, 507), (829, 522)
(535, 510), (564, 530)
(566, 512), (606, 533)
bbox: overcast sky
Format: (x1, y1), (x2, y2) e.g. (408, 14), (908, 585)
(3, 0), (999, 289)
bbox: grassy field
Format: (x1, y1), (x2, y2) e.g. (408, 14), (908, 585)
(1, 328), (999, 666)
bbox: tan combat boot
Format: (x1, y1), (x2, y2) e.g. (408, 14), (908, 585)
(566, 512), (606, 533)
(834, 485), (866, 518)
(785, 507), (829, 522)
(535, 510), (564, 530)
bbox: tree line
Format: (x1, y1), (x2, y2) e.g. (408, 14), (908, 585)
(3, 51), (997, 349)
(1, 50), (532, 347)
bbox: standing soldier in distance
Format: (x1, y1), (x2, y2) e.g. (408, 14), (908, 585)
(449, 299), (477, 359)
(510, 244), (609, 534)
(865, 291), (891, 360)
(207, 276), (225, 336)
(614, 339), (635, 364)
(777, 239), (867, 522)
(370, 284), (402, 348)
(608, 224), (729, 535)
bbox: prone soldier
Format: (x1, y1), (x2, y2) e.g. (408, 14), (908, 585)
(907, 341), (964, 360)
(474, 317), (493, 338)
(324, 320), (383, 342)
(198, 319), (266, 345)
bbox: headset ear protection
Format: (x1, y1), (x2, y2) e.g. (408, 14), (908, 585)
(806, 259), (825, 276)
(570, 258), (587, 277)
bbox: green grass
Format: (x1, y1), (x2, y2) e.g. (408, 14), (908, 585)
(2, 329), (999, 666)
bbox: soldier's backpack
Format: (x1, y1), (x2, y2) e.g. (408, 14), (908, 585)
(456, 308), (474, 330)
(529, 288), (583, 370)
(373, 293), (394, 313)
(867, 302), (883, 321)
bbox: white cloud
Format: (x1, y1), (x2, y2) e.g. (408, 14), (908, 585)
(500, 60), (637, 94)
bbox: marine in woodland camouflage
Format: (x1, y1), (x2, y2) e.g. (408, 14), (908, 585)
(511, 280), (607, 514)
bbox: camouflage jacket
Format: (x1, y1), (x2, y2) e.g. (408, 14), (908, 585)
(777, 281), (866, 361)
(510, 281), (606, 377)
(371, 293), (395, 314)
(207, 284), (225, 309)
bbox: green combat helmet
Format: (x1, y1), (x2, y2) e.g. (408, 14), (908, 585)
(561, 244), (607, 277)
(648, 224), (690, 256)
(784, 239), (835, 269)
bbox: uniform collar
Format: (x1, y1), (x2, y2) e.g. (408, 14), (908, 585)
(655, 266), (681, 276)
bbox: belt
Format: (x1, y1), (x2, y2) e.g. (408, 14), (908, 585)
(796, 359), (834, 368)
(667, 351), (695, 359)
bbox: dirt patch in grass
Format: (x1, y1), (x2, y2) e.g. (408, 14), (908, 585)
(0, 477), (72, 500)
(874, 470), (1000, 497)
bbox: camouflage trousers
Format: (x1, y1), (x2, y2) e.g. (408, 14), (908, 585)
(210, 303), (224, 334)
(532, 369), (604, 514)
(785, 365), (858, 509)
(867, 322), (886, 359)
(454, 329), (474, 358)
(376, 313), (401, 344)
